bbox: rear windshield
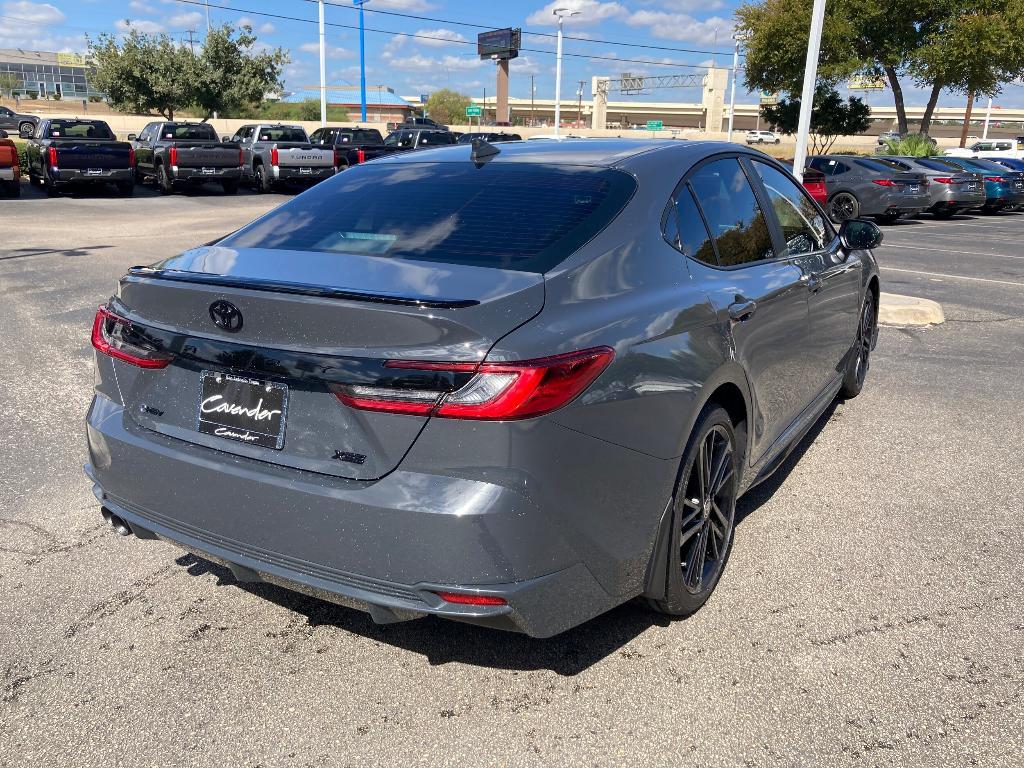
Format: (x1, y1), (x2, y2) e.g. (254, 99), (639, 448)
(917, 158), (965, 172)
(962, 157), (1012, 172)
(312, 128), (383, 146)
(855, 158), (903, 172)
(161, 123), (218, 141)
(257, 127), (308, 142)
(220, 163), (637, 273)
(47, 120), (114, 139)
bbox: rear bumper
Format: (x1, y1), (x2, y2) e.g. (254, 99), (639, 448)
(0, 167), (16, 181)
(272, 166), (335, 183)
(53, 167), (132, 183)
(85, 393), (627, 637)
(172, 166), (243, 183)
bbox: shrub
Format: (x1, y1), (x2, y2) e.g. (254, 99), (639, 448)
(881, 133), (937, 157)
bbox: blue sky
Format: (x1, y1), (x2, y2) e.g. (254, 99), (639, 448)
(1, 0), (1021, 109)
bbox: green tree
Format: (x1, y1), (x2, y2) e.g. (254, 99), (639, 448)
(88, 25), (197, 119)
(297, 98), (321, 122)
(191, 24), (288, 119)
(762, 85), (871, 153)
(425, 88), (470, 125)
(0, 72), (18, 98)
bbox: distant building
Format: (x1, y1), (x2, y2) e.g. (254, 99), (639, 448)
(283, 85), (414, 123)
(0, 48), (101, 100)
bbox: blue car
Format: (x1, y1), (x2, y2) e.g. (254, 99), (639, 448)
(941, 156), (1024, 213)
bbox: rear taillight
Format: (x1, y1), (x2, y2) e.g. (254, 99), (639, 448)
(434, 591), (507, 606)
(270, 147), (279, 166)
(128, 146), (136, 167)
(169, 146), (178, 166)
(238, 148), (244, 166)
(91, 307), (172, 369)
(47, 146), (57, 166)
(872, 179), (897, 187)
(984, 176), (1002, 182)
(333, 347), (614, 420)
(356, 148), (366, 164)
(933, 177), (953, 184)
(333, 148), (342, 168)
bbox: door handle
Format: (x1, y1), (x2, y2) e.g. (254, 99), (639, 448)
(728, 298), (757, 322)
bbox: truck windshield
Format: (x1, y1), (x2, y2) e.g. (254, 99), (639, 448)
(257, 127), (308, 142)
(47, 121), (115, 140)
(220, 162), (637, 273)
(161, 123), (219, 140)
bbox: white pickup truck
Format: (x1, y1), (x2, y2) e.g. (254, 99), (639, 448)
(945, 139), (1024, 159)
(232, 123), (336, 192)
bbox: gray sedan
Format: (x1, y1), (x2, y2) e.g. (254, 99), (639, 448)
(874, 156), (986, 218)
(86, 140), (881, 637)
(808, 154), (931, 223)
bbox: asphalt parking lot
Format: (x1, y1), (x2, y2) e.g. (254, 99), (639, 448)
(1, 186), (1022, 767)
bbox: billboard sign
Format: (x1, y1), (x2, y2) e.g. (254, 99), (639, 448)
(477, 28), (521, 60)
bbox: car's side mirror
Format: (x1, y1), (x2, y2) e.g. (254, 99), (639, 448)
(0, 129), (7, 139)
(127, 133), (137, 141)
(839, 218), (883, 251)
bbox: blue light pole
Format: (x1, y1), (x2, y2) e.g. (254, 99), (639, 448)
(354, 0), (369, 122)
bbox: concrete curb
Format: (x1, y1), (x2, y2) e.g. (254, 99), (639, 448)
(878, 292), (945, 326)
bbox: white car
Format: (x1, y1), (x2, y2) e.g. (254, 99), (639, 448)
(945, 139), (1021, 159)
(745, 130), (780, 145)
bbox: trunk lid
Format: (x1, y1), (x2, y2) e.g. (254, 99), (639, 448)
(108, 245), (544, 480)
(273, 143), (334, 168)
(53, 141), (132, 170)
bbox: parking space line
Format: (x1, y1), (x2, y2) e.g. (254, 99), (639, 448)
(881, 243), (1024, 260)
(881, 266), (1024, 287)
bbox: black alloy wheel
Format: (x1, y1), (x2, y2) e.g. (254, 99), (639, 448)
(841, 291), (875, 398)
(647, 405), (738, 616)
(828, 192), (859, 222)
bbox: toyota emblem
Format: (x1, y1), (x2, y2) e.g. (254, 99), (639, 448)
(209, 300), (243, 333)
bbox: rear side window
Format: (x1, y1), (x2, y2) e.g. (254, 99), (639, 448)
(417, 131), (456, 146)
(689, 158), (774, 266)
(666, 185), (718, 265)
(221, 163), (637, 273)
(810, 158), (849, 176)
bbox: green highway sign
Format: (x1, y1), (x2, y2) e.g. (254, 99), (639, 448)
(646, 120), (663, 131)
(466, 105), (482, 117)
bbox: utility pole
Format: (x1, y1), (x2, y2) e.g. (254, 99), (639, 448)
(792, 0), (826, 180)
(185, 29), (196, 55)
(553, 8), (580, 136)
(355, 0), (369, 122)
(530, 74), (535, 126)
(727, 35), (741, 143)
(318, 0), (327, 127)
(576, 80), (584, 127)
(982, 97), (993, 140)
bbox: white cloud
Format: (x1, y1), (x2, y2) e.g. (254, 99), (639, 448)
(127, 0), (155, 14)
(384, 52), (484, 73)
(410, 28), (467, 47)
(116, 18), (165, 35)
(624, 11), (732, 45)
(2, 0), (64, 24)
(525, 1), (626, 27)
(237, 16), (275, 35)
(165, 11), (203, 29)
(299, 41), (354, 58)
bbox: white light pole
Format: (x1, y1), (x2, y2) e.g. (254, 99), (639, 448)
(318, 0), (327, 127)
(982, 97), (993, 139)
(792, 0), (826, 180)
(553, 7), (580, 137)
(727, 34), (743, 143)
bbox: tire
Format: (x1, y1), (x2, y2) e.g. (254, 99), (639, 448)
(840, 290), (876, 399)
(774, 138), (780, 144)
(875, 211), (900, 225)
(828, 191), (860, 222)
(221, 179), (239, 195)
(646, 405), (739, 617)
(157, 163), (174, 195)
(253, 163), (271, 193)
(115, 180), (135, 197)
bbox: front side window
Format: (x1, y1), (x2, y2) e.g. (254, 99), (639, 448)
(689, 158), (774, 266)
(753, 161), (830, 256)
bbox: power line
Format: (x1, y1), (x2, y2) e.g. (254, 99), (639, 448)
(166, 0), (730, 71)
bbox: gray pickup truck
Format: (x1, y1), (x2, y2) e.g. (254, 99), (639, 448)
(231, 124), (335, 192)
(130, 121), (243, 195)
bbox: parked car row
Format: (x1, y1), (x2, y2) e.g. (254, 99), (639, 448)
(1, 118), (522, 198)
(806, 153), (1024, 223)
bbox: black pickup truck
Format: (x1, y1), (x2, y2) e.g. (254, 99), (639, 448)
(308, 126), (403, 170)
(25, 119), (135, 196)
(130, 121), (243, 194)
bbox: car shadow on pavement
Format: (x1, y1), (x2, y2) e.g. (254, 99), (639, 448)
(169, 400), (842, 675)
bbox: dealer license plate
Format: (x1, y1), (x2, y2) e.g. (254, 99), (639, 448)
(197, 371), (288, 449)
